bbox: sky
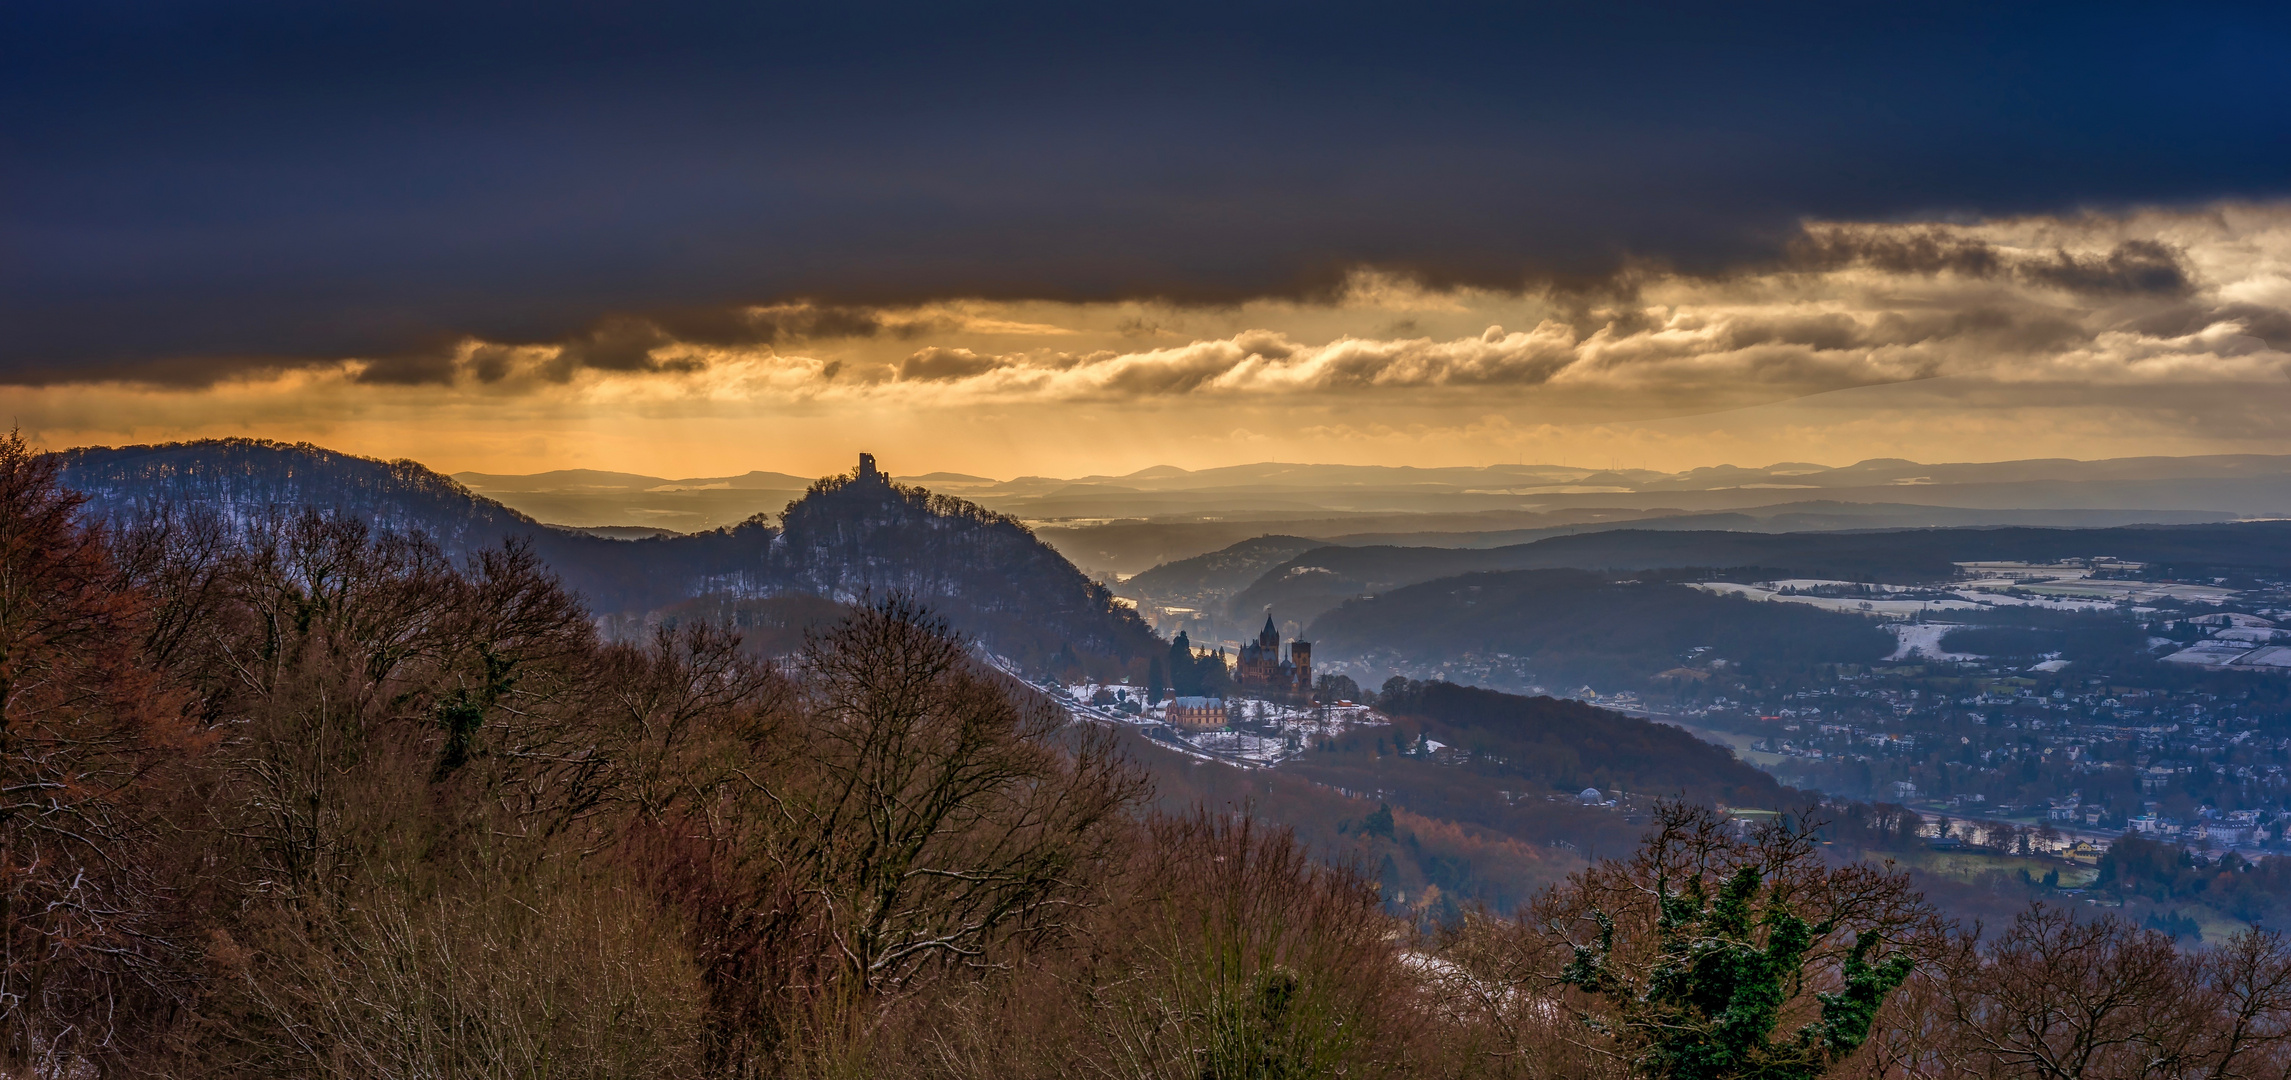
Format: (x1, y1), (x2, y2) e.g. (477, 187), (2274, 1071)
(7, 2), (2291, 479)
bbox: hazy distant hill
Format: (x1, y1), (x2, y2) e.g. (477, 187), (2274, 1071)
(1307, 570), (1896, 691)
(1036, 507), (1675, 576)
(1229, 522), (2291, 625)
(453, 467), (818, 531)
(1320, 502), (2234, 550)
(57, 440), (1155, 672)
(1118, 535), (1322, 608)
(450, 452), (2291, 575)
(1079, 501), (2240, 583)
(971, 453), (2291, 522)
(456, 468), (818, 491)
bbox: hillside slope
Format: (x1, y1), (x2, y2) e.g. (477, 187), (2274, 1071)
(1118, 535), (1322, 607)
(752, 465), (1157, 661)
(56, 440), (1155, 671)
(1232, 522), (2291, 624)
(1371, 679), (1790, 807)
(1305, 569), (1896, 691)
(60, 439), (543, 553)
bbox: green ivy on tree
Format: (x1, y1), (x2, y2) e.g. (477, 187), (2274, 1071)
(1560, 814), (1918, 1079)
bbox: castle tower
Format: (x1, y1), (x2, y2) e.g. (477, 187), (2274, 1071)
(857, 452), (879, 479)
(1289, 639), (1312, 695)
(1234, 612), (1281, 689)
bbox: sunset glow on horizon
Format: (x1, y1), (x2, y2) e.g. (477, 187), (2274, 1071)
(16, 207), (2291, 479)
(9, 4), (2290, 478)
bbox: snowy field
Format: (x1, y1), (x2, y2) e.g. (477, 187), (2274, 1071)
(1885, 623), (1983, 661)
(1954, 563), (2235, 607)
(1698, 569), (2235, 618)
(1693, 582), (1987, 616)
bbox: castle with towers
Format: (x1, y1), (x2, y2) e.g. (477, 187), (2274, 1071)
(1234, 613), (1313, 699)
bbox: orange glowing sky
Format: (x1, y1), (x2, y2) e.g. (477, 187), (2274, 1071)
(17, 206), (2291, 479)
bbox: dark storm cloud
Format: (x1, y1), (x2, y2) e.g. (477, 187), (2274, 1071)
(1790, 227), (2006, 278)
(2127, 303), (2291, 350)
(350, 349), (460, 386)
(4, 1), (2289, 384)
(649, 304), (886, 347)
(1789, 228), (2195, 297)
(899, 347), (1007, 382)
(829, 210), (2291, 407)
(466, 344), (518, 384)
(537, 304), (892, 380)
(556, 319), (673, 375)
(2018, 240), (2193, 296)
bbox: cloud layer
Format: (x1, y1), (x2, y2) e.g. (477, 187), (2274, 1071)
(15, 204), (2291, 478)
(300, 205), (2289, 414)
(9, 4), (2289, 383)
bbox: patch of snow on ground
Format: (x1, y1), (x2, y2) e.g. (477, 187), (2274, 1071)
(1024, 672), (1384, 770)
(1887, 622), (1982, 661)
(1693, 582), (1986, 616)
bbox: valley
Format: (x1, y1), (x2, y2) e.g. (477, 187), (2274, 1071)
(50, 437), (2291, 942)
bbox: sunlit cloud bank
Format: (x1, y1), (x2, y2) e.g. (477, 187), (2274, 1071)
(15, 204), (2291, 476)
(343, 203), (2291, 404)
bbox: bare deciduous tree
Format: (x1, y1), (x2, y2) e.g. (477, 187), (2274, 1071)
(779, 598), (1144, 992)
(1085, 810), (1414, 1080)
(1916, 907), (2291, 1080)
(1446, 802), (1938, 1080)
(629, 597), (1144, 1073)
(0, 431), (202, 1069)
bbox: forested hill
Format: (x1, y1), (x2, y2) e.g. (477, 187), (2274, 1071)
(752, 465), (1159, 662)
(1309, 569), (1896, 691)
(1375, 679), (1791, 809)
(54, 440), (1156, 671)
(1231, 520), (2291, 623)
(1117, 534), (1321, 608)
(58, 439), (543, 553)
(57, 439), (681, 612)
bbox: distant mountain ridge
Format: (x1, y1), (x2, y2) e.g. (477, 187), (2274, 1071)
(56, 439), (1155, 672)
(1042, 453), (2291, 494)
(1119, 535), (1323, 610)
(440, 452), (2291, 573)
(1220, 521), (2291, 627)
(1306, 569), (1897, 692)
(456, 468), (817, 493)
(456, 451), (2291, 507)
